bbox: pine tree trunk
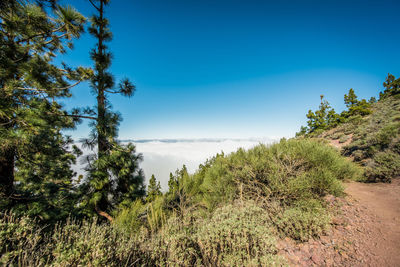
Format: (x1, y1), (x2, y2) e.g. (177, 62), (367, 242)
(97, 0), (107, 156)
(94, 0), (111, 219)
(97, 95), (106, 154)
(0, 147), (15, 197)
(95, 205), (113, 222)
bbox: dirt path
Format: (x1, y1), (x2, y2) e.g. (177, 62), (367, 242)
(344, 179), (400, 266)
(278, 179), (400, 266)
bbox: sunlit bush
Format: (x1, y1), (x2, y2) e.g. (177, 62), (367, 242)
(274, 199), (331, 241)
(0, 213), (45, 266)
(197, 201), (284, 266)
(149, 215), (201, 266)
(341, 96), (400, 182)
(366, 151), (400, 182)
(200, 139), (360, 210)
(0, 214), (151, 266)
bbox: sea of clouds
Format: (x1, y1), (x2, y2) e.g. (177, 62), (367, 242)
(74, 138), (278, 191)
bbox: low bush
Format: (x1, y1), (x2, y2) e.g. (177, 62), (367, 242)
(197, 201), (284, 266)
(331, 131), (344, 140)
(113, 199), (146, 233)
(149, 215), (201, 266)
(274, 199), (331, 241)
(146, 201), (286, 266)
(51, 219), (148, 266)
(0, 213), (45, 266)
(366, 151), (400, 182)
(200, 139), (360, 211)
(0, 214), (151, 266)
(390, 137), (400, 154)
(339, 135), (349, 143)
(375, 122), (400, 149)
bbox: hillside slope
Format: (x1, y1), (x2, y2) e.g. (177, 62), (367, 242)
(319, 94), (400, 182)
(284, 92), (400, 266)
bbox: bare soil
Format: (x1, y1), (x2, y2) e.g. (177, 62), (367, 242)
(329, 134), (353, 149)
(278, 179), (400, 266)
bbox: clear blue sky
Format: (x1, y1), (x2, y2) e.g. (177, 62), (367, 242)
(59, 0), (400, 139)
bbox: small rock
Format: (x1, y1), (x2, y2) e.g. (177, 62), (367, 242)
(311, 254), (322, 265)
(320, 236), (330, 245)
(324, 194), (336, 205)
(332, 217), (344, 225)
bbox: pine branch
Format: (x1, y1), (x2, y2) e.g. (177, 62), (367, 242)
(16, 25), (66, 44)
(104, 89), (121, 94)
(43, 32), (69, 45)
(88, 0), (100, 12)
(15, 80), (83, 92)
(62, 114), (97, 120)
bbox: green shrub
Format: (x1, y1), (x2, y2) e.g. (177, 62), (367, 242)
(147, 201), (286, 266)
(344, 127), (355, 135)
(145, 196), (168, 233)
(0, 213), (46, 266)
(352, 149), (366, 161)
(366, 151), (400, 182)
(330, 131), (344, 140)
(0, 213), (151, 266)
(392, 114), (400, 122)
(195, 139), (359, 243)
(339, 135), (350, 143)
(200, 139), (360, 211)
(149, 215), (201, 266)
(390, 138), (400, 154)
(51, 218), (149, 266)
(309, 128), (326, 137)
(375, 122), (400, 149)
(346, 114), (365, 125)
(274, 199), (331, 241)
(196, 201), (285, 266)
(113, 199), (146, 234)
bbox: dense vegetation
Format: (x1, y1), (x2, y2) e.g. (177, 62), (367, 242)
(0, 0), (94, 222)
(297, 74), (400, 182)
(0, 0), (398, 266)
(1, 139), (361, 266)
(0, 0), (145, 223)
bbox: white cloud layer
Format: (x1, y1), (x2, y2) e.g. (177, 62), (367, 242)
(74, 138), (277, 191)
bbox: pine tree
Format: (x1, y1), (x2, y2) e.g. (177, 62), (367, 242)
(381, 73), (400, 98)
(165, 165), (200, 218)
(342, 88), (372, 117)
(368, 97), (377, 104)
(305, 95), (339, 133)
(344, 88), (358, 108)
(80, 0), (145, 221)
(0, 0), (89, 220)
(146, 174), (162, 202)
